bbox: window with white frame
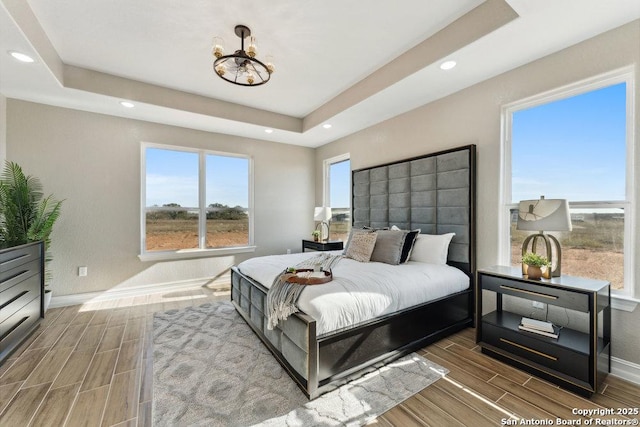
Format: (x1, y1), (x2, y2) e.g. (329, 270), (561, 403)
(324, 154), (351, 241)
(141, 144), (252, 257)
(502, 69), (635, 296)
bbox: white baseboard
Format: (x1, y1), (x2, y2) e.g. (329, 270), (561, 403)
(49, 274), (231, 309)
(611, 356), (640, 386)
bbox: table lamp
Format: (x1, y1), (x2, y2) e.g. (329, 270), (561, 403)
(517, 196), (572, 278)
(314, 206), (332, 242)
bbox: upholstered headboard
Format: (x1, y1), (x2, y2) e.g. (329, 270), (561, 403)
(352, 145), (476, 277)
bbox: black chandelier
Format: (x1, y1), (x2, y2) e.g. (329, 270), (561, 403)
(213, 25), (274, 86)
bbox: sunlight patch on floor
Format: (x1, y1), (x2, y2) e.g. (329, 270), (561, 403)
(434, 369), (520, 421)
(76, 286), (229, 312)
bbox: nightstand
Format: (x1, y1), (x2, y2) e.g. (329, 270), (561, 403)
(302, 239), (343, 252)
(477, 265), (610, 397)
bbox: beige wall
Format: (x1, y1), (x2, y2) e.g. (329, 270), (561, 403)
(316, 21), (640, 365)
(0, 95), (6, 165)
(6, 100), (315, 296)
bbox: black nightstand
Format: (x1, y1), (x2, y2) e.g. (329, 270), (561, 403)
(302, 239), (343, 252)
(477, 265), (610, 397)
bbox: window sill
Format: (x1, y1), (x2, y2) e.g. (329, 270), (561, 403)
(611, 294), (639, 312)
(138, 246), (256, 262)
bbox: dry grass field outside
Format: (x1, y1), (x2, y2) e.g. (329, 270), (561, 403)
(145, 218), (248, 251)
(329, 219), (351, 243)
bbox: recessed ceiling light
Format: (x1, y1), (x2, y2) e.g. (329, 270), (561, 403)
(120, 101), (135, 108)
(8, 51), (35, 63)
(264, 128), (274, 134)
(322, 124), (332, 129)
(440, 60), (457, 70)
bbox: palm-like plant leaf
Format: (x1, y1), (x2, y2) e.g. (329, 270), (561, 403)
(0, 162), (44, 244)
(27, 195), (63, 243)
(0, 161), (63, 287)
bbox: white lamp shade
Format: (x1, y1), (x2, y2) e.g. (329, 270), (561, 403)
(517, 198), (572, 232)
(314, 206), (332, 221)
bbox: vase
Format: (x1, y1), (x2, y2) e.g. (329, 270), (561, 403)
(526, 265), (542, 280)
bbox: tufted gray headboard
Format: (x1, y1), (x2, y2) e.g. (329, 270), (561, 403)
(352, 145), (476, 278)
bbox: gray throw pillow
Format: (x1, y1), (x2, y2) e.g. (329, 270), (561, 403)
(370, 229), (407, 265)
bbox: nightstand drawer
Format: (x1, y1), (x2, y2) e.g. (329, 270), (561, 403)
(302, 240), (344, 252)
(480, 274), (589, 312)
(483, 322), (589, 383)
(304, 241), (325, 251)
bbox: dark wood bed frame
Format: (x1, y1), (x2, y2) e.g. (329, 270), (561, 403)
(231, 144), (476, 399)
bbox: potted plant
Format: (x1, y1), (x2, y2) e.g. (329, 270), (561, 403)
(522, 252), (550, 280)
(0, 161), (63, 310)
(311, 230), (321, 242)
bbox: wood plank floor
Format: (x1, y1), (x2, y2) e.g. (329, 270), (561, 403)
(1, 284), (638, 426)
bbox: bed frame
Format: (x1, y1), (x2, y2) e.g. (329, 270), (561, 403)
(231, 144), (476, 399)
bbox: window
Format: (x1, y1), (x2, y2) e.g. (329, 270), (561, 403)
(501, 69), (635, 298)
(141, 143), (252, 259)
(324, 154), (351, 241)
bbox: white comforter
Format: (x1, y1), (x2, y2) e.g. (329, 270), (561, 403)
(237, 251), (469, 336)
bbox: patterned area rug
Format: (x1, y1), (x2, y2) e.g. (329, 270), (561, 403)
(153, 301), (448, 426)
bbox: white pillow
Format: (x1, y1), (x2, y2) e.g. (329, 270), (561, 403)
(409, 233), (455, 265)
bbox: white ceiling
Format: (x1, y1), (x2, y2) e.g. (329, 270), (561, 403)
(1, 0), (639, 147)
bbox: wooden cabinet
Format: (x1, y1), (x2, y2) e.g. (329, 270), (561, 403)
(0, 241), (44, 362)
(477, 265), (610, 397)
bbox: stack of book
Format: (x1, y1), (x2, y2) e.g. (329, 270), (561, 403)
(519, 317), (559, 339)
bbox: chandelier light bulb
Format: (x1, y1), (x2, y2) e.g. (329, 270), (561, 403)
(265, 55), (275, 74)
(215, 63), (226, 76)
(247, 72), (255, 85)
(247, 36), (257, 58)
(212, 37), (225, 58)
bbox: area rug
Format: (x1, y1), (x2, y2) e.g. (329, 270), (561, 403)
(153, 301), (448, 426)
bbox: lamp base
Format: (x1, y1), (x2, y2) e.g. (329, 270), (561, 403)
(315, 222), (330, 242)
(521, 232), (563, 278)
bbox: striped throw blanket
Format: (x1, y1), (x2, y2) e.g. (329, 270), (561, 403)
(266, 253), (342, 330)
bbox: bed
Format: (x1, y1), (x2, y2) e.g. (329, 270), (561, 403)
(230, 144), (476, 399)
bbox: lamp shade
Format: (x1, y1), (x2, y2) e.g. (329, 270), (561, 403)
(517, 198), (572, 232)
(314, 206), (332, 222)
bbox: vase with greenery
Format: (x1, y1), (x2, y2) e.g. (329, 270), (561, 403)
(522, 252), (550, 280)
(311, 230), (321, 242)
(0, 161), (63, 304)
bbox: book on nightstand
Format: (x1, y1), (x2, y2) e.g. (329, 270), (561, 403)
(519, 317), (560, 339)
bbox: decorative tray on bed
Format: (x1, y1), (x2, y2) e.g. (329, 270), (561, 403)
(283, 268), (333, 285)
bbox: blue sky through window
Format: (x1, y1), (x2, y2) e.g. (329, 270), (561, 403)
(511, 82), (626, 203)
(146, 148), (248, 208)
(329, 159), (351, 208)
(206, 154), (248, 208)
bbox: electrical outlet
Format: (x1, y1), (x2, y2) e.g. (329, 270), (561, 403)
(532, 301), (545, 309)
(286, 249), (291, 254)
(78, 266), (88, 277)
